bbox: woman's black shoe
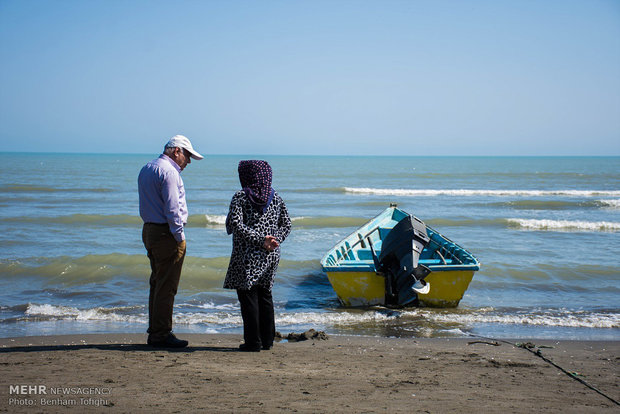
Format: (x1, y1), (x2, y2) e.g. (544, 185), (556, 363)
(238, 343), (261, 352)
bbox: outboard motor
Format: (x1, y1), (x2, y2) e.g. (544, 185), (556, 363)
(378, 215), (431, 307)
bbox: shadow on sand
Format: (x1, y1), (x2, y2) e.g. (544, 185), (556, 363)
(0, 344), (238, 353)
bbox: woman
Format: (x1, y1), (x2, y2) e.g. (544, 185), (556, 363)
(224, 160), (292, 352)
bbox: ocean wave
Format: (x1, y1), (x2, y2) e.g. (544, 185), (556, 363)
(1, 213), (223, 227)
(425, 217), (620, 232)
(0, 185), (112, 193)
(202, 214), (227, 226)
(6, 208), (618, 234)
(484, 199), (620, 210)
(23, 303), (146, 323)
(0, 254), (149, 282)
(599, 199), (620, 209)
(507, 218), (620, 232)
(12, 303), (238, 326)
(276, 310), (398, 326)
(183, 214), (228, 227)
(179, 302), (239, 311)
(16, 304), (399, 327)
(478, 263), (620, 283)
(344, 187), (620, 197)
(15, 304), (619, 330)
(198, 214), (620, 233)
(1, 214), (142, 226)
(177, 307), (620, 330)
(0, 254), (319, 287)
(197, 214), (369, 229)
(17, 303), (235, 326)
(425, 218), (506, 228)
(0, 254), (223, 286)
(285, 187), (344, 194)
(420, 309), (620, 329)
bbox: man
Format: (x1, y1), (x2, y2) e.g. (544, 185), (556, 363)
(138, 135), (203, 348)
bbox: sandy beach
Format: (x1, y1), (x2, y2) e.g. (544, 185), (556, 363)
(0, 333), (617, 413)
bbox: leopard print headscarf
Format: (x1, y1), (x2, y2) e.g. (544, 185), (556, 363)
(238, 160), (275, 213)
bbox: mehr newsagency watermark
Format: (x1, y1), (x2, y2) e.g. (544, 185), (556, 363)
(7, 384), (113, 408)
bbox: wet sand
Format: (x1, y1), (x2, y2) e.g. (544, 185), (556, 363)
(0, 333), (618, 413)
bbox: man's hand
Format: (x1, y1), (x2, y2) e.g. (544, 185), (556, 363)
(174, 240), (186, 263)
(263, 236), (279, 252)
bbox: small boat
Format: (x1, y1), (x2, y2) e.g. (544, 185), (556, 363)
(320, 204), (480, 308)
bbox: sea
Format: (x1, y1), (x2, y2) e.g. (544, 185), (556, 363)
(1, 153), (618, 340)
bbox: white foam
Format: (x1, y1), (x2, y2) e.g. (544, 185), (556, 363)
(425, 310), (620, 329)
(204, 214), (227, 225)
(179, 302), (238, 311)
(275, 311), (398, 325)
(26, 303), (79, 317)
(25, 303), (146, 323)
(275, 309), (620, 330)
(205, 214), (308, 225)
(599, 199), (620, 209)
(22, 304), (619, 330)
(344, 188), (620, 197)
(174, 312), (242, 325)
(508, 218), (620, 232)
(174, 310), (399, 326)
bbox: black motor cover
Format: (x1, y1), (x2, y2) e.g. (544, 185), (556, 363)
(378, 215), (431, 306)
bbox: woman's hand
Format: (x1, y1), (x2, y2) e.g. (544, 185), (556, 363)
(263, 235), (280, 251)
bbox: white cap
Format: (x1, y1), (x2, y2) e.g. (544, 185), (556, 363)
(165, 135), (204, 160)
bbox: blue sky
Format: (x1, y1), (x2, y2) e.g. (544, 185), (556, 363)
(1, 0), (619, 156)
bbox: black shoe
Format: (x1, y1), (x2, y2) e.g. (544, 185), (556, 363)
(262, 344), (273, 350)
(149, 333), (188, 349)
(238, 343), (261, 352)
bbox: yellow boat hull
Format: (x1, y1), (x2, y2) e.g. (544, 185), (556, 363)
(325, 270), (475, 308)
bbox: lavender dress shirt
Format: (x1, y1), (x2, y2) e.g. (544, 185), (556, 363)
(138, 154), (187, 242)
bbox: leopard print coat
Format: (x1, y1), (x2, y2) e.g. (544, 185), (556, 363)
(224, 190), (291, 291)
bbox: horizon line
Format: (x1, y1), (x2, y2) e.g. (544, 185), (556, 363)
(1, 151), (619, 158)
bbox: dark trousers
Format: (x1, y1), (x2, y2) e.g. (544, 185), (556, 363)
(237, 286), (275, 348)
(142, 223), (184, 341)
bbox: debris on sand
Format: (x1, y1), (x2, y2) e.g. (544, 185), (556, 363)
(275, 329), (329, 342)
